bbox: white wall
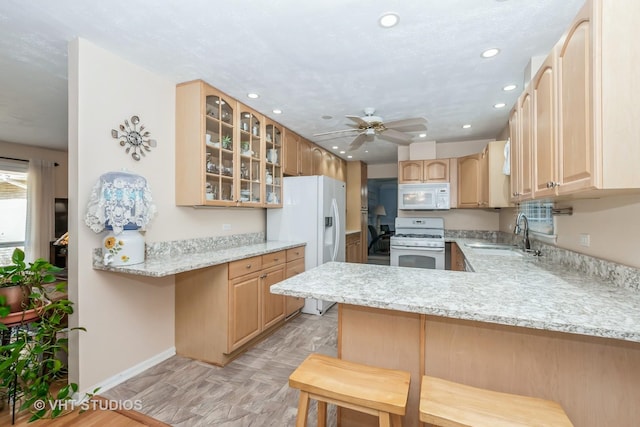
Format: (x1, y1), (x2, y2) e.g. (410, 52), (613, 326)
(68, 38), (264, 393)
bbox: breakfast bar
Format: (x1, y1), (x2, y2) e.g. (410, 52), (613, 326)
(271, 245), (640, 427)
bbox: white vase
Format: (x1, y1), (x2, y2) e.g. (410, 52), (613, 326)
(102, 229), (145, 266)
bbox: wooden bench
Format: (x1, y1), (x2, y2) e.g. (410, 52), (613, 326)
(289, 353), (411, 427)
(419, 376), (574, 426)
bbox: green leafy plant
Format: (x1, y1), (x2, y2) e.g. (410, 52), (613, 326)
(0, 248), (87, 422)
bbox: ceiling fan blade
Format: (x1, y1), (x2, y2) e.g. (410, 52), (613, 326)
(346, 115), (368, 127)
(348, 133), (367, 151)
(379, 128), (413, 144)
(313, 128), (359, 136)
(383, 117), (428, 131)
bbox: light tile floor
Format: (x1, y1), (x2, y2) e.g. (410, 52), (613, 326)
(103, 306), (338, 426)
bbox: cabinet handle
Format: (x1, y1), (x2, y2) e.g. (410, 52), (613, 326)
(274, 258), (279, 261)
(260, 274), (267, 279)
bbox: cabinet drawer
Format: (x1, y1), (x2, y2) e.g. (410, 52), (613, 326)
(286, 258), (305, 278)
(286, 246), (305, 262)
(229, 256), (262, 279)
(262, 250), (286, 269)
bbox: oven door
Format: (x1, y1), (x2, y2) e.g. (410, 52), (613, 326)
(390, 246), (445, 270)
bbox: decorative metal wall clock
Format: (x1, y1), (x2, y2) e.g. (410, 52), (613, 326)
(111, 115), (157, 161)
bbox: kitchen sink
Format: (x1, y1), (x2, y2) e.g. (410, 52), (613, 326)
(464, 242), (518, 250)
(470, 248), (524, 257)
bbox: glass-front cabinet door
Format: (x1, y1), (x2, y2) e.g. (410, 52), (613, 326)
(264, 119), (283, 207)
(204, 87), (236, 206)
(237, 104), (264, 206)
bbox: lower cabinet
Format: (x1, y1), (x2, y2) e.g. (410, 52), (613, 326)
(175, 245), (304, 366)
(346, 232), (362, 263)
(285, 247), (306, 317)
(450, 242), (466, 271)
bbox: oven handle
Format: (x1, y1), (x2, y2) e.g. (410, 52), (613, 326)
(390, 246), (445, 252)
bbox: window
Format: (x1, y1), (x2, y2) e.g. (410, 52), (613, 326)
(518, 200), (554, 235)
(0, 159), (28, 265)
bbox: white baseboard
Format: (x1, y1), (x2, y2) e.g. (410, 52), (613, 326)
(82, 347), (176, 396)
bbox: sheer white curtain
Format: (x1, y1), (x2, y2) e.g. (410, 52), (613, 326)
(25, 159), (56, 262)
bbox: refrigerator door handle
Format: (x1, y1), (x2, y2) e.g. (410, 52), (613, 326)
(331, 198), (340, 262)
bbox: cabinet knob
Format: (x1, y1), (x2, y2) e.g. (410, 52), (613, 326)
(274, 258), (279, 261)
(246, 264), (252, 269)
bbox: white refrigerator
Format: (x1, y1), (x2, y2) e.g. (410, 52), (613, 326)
(266, 175), (346, 315)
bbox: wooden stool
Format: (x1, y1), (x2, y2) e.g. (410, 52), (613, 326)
(419, 376), (574, 427)
(289, 353), (411, 427)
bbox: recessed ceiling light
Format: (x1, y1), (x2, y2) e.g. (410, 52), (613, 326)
(332, 146), (339, 150)
(247, 93), (259, 99)
(365, 150), (369, 153)
(321, 115), (333, 120)
(462, 124), (472, 129)
(379, 12), (399, 28)
(502, 84), (517, 91)
(339, 150), (346, 154)
(493, 102), (506, 109)
(347, 155), (353, 159)
(272, 109), (282, 114)
(419, 133), (427, 138)
(481, 48), (500, 58)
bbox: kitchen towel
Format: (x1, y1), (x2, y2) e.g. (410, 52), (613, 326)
(503, 138), (511, 175)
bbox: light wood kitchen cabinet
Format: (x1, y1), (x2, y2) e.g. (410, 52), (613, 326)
(450, 242), (465, 271)
(229, 269), (262, 351)
(285, 247), (305, 317)
(398, 159), (450, 183)
(176, 80), (240, 207)
(508, 108), (520, 203)
(175, 246), (304, 366)
(311, 146), (324, 176)
(346, 232), (362, 264)
(457, 142), (510, 208)
(346, 161), (368, 263)
(264, 118), (283, 206)
(261, 263), (286, 330)
(512, 89), (533, 201)
(508, 0), (640, 200)
(457, 152), (485, 208)
(283, 129), (300, 176)
(176, 80), (285, 208)
(532, 53), (558, 199)
(299, 138), (313, 176)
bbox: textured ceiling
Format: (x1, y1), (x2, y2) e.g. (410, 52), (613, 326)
(0, 0), (585, 164)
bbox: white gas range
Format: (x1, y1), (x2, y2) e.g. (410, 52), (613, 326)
(390, 217), (445, 270)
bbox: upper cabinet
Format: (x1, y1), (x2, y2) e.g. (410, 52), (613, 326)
(510, 0), (640, 200)
(457, 152), (485, 208)
(398, 159), (450, 183)
(237, 103), (266, 207)
(264, 118), (283, 207)
(176, 81), (239, 207)
(176, 80), (280, 207)
(283, 129), (300, 176)
(532, 53), (558, 199)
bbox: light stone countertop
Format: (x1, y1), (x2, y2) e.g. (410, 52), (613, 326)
(345, 229), (361, 235)
(93, 240), (305, 277)
(271, 238), (640, 343)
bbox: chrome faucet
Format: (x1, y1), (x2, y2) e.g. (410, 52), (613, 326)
(514, 212), (531, 251)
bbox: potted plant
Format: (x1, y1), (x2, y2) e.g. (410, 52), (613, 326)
(0, 248), (86, 422)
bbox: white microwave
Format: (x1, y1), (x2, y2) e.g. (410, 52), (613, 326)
(398, 183), (450, 210)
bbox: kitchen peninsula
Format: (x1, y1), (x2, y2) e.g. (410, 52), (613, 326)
(271, 242), (640, 427)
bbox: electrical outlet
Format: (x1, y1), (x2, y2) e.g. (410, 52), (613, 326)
(222, 224), (231, 231)
(579, 233), (590, 247)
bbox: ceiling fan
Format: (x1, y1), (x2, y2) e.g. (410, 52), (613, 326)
(314, 108), (427, 151)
